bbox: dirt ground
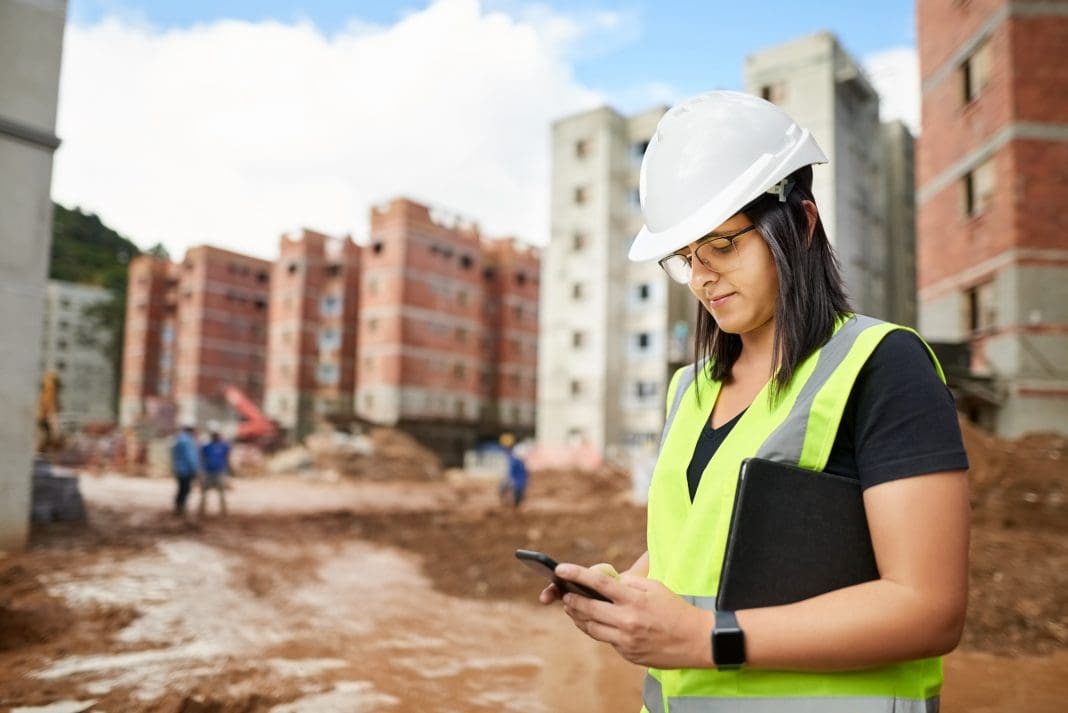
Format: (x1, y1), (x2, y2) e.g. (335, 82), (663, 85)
(2, 421), (1066, 711)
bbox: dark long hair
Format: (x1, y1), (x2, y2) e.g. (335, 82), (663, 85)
(693, 165), (852, 404)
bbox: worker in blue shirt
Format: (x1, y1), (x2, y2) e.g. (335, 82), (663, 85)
(199, 430), (231, 516)
(170, 425), (199, 516)
(498, 433), (528, 509)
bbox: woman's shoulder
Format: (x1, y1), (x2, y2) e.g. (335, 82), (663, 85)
(866, 327), (938, 376)
(839, 325), (968, 488)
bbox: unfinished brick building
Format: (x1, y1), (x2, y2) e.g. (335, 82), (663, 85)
(264, 230), (361, 441)
(916, 0), (1068, 436)
(120, 247), (271, 431)
(356, 198), (539, 464)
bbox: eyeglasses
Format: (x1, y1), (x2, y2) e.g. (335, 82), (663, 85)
(657, 225), (757, 284)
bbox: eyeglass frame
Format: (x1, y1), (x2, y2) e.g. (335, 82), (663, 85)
(657, 224), (758, 283)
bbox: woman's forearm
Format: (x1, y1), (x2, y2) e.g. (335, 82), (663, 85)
(733, 472), (970, 671)
(734, 576), (966, 671)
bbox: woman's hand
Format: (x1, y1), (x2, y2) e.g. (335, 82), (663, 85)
(554, 563), (713, 670)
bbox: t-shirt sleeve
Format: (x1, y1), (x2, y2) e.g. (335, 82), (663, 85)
(849, 329), (970, 490)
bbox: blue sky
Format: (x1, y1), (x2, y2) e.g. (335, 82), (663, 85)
(69, 0), (917, 106)
(55, 1), (921, 257)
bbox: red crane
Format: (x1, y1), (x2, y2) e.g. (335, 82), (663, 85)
(222, 385), (280, 446)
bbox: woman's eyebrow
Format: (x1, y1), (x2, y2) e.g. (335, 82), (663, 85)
(700, 225), (748, 240)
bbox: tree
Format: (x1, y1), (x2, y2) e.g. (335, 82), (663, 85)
(145, 242), (171, 260)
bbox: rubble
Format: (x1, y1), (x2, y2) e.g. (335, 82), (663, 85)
(294, 426), (443, 481)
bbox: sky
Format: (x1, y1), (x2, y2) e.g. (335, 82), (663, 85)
(54, 0), (921, 259)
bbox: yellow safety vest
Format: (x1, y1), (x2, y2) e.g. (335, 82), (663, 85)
(642, 314), (944, 713)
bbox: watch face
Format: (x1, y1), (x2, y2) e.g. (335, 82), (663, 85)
(713, 629), (745, 667)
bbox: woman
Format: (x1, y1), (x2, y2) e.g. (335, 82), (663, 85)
(539, 91), (970, 712)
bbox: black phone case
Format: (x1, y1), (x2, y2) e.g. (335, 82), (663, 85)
(515, 549), (612, 602)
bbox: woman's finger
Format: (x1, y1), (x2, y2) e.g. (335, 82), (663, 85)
(538, 582), (561, 604)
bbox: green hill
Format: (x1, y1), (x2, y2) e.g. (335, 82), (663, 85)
(49, 204), (141, 290)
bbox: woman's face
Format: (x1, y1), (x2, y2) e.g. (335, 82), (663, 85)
(685, 213), (779, 336)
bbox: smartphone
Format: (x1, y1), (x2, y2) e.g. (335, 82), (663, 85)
(514, 549), (612, 602)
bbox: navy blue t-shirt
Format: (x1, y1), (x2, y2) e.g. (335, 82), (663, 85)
(685, 330), (970, 501)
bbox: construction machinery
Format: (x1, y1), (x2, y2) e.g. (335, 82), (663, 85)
(36, 369), (64, 452)
(222, 385), (282, 449)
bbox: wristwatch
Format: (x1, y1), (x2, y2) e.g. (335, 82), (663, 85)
(711, 610), (746, 670)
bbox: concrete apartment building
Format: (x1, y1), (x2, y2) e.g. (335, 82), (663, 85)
(746, 32), (918, 325)
(880, 120), (919, 327)
(264, 229), (361, 441)
(0, 0), (66, 550)
(120, 247), (271, 431)
(356, 198), (539, 463)
(916, 0), (1068, 436)
(538, 105), (696, 458)
(40, 280), (116, 431)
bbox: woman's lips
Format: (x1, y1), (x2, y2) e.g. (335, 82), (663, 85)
(708, 292), (735, 308)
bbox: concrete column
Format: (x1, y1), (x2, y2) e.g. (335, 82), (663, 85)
(0, 0), (67, 552)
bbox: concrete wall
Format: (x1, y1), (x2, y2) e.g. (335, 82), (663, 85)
(0, 0), (67, 551)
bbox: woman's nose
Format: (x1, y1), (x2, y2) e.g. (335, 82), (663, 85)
(690, 260), (721, 288)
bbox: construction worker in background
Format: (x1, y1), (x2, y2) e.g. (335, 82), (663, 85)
(198, 430), (230, 517)
(498, 432), (528, 509)
(538, 91), (970, 712)
(170, 424), (199, 516)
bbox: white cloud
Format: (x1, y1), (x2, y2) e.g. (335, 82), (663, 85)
(863, 46), (920, 135)
(52, 0), (607, 259)
(483, 1), (642, 60)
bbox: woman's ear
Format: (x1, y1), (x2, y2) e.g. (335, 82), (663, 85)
(802, 199), (818, 244)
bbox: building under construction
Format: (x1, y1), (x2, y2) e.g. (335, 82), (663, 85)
(355, 198), (539, 464)
(119, 246), (272, 432)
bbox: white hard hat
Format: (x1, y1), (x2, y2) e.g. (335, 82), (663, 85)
(629, 90), (828, 263)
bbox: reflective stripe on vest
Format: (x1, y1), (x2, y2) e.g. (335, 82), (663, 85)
(643, 671), (940, 713)
(644, 315), (945, 713)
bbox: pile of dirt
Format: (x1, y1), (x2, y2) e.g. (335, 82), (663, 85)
(274, 427), (444, 481)
(961, 419), (1067, 533)
(366, 428), (443, 480)
(528, 463), (633, 504)
(958, 418), (1068, 654)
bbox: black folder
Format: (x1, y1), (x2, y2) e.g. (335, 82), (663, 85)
(715, 457), (880, 611)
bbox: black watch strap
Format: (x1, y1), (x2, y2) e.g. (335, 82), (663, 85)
(712, 610), (746, 670)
